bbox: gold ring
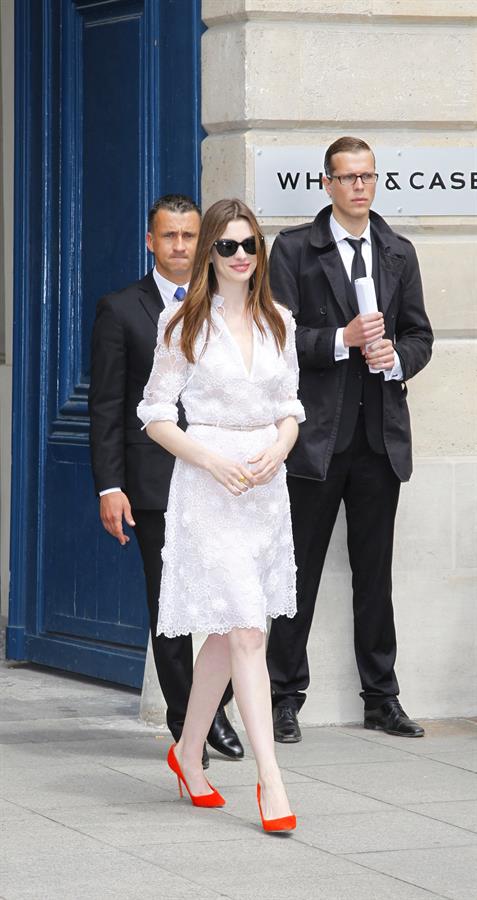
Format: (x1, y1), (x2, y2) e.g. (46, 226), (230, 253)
(239, 475), (246, 483)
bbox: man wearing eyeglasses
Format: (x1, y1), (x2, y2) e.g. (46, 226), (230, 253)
(267, 136), (433, 742)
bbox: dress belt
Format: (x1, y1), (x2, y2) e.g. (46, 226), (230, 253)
(189, 422), (274, 431)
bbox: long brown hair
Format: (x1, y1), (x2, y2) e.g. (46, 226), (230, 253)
(164, 198), (286, 362)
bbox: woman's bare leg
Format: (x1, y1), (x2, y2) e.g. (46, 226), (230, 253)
(174, 633), (231, 796)
(228, 627), (292, 819)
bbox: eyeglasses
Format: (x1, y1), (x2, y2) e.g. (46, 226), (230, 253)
(327, 173), (379, 186)
(213, 236), (262, 257)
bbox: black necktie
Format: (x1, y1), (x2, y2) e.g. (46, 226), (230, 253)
(345, 237), (367, 284)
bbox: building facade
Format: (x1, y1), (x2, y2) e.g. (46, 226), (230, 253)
(1, 0), (476, 723)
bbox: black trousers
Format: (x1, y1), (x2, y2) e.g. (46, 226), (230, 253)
(132, 509), (232, 737)
(267, 413), (401, 711)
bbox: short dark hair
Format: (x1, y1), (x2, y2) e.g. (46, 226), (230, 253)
(147, 194), (201, 231)
(324, 137), (375, 176)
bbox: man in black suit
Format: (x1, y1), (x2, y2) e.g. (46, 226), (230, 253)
(89, 194), (243, 766)
(267, 138), (433, 742)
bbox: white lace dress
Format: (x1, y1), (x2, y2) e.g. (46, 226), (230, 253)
(137, 296), (305, 637)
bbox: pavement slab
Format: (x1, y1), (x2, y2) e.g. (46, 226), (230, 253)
(1, 657), (476, 900)
(201, 870), (450, 900)
(292, 807), (477, 854)
(131, 835), (362, 889)
(0, 843), (223, 900)
(404, 800), (477, 833)
(105, 753), (314, 791)
(0, 714), (151, 745)
(45, 799), (251, 847)
(221, 779), (389, 819)
(339, 719), (477, 755)
(290, 758), (477, 805)
(273, 728), (416, 767)
(346, 844), (477, 900)
(422, 751), (477, 774)
(0, 762), (173, 811)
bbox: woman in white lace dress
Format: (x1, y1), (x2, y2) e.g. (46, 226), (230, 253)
(137, 199), (304, 832)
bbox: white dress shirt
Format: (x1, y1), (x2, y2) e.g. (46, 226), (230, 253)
(152, 267), (189, 307)
(99, 269), (189, 497)
(330, 213), (402, 381)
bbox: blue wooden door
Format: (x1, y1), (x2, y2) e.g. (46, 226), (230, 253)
(7, 0), (202, 686)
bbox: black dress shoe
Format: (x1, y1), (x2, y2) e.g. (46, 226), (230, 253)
(364, 699), (425, 737)
(273, 705), (302, 743)
(207, 708), (244, 759)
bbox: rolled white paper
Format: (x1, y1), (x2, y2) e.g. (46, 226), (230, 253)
(354, 276), (380, 374)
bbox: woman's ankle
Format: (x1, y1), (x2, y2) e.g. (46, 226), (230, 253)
(178, 741), (205, 772)
(257, 764), (283, 788)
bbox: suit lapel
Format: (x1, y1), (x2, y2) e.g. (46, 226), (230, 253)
(310, 208), (357, 321)
(138, 271), (164, 327)
(320, 248), (357, 320)
(370, 222), (406, 317)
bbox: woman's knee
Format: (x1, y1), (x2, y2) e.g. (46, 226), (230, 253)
(228, 627), (265, 656)
(203, 633), (229, 656)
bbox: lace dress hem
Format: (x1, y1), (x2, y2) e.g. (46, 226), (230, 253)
(157, 607), (297, 639)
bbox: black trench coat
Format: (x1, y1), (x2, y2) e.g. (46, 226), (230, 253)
(269, 205), (433, 483)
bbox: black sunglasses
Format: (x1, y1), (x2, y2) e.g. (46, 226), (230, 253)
(213, 236), (262, 257)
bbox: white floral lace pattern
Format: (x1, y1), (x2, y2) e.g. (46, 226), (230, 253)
(159, 425), (297, 636)
(137, 298), (305, 636)
(137, 297), (305, 430)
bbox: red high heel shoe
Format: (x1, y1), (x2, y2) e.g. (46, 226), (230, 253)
(256, 783), (296, 832)
(167, 745), (225, 808)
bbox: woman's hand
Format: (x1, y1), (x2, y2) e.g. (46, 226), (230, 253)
(248, 440), (288, 486)
(206, 453), (257, 496)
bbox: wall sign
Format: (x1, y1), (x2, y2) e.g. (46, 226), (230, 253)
(254, 147), (477, 217)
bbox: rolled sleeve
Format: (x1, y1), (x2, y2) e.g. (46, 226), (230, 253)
(137, 308), (189, 428)
(278, 397), (306, 424)
(278, 309), (306, 424)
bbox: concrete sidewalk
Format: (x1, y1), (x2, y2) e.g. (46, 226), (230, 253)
(1, 655), (476, 900)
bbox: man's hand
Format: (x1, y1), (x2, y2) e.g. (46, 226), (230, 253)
(99, 491), (135, 545)
(344, 312), (384, 348)
(365, 338), (395, 371)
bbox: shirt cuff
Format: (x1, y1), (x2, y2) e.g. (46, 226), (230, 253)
(99, 487), (122, 497)
(334, 327), (349, 361)
(384, 350), (403, 382)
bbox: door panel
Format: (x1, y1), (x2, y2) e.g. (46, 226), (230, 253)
(8, 0), (202, 687)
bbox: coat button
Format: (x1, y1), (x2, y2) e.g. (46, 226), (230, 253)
(319, 306), (327, 315)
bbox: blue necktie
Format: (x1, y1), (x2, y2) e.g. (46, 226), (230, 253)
(173, 286), (186, 301)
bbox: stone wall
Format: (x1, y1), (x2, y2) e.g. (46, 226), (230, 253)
(200, 0), (477, 723)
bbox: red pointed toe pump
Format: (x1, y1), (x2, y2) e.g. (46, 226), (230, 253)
(167, 744), (225, 808)
(256, 783), (296, 832)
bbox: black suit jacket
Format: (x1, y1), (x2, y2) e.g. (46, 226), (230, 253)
(89, 270), (178, 509)
(269, 206), (433, 483)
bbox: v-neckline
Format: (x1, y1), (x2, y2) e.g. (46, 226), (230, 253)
(213, 297), (255, 378)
